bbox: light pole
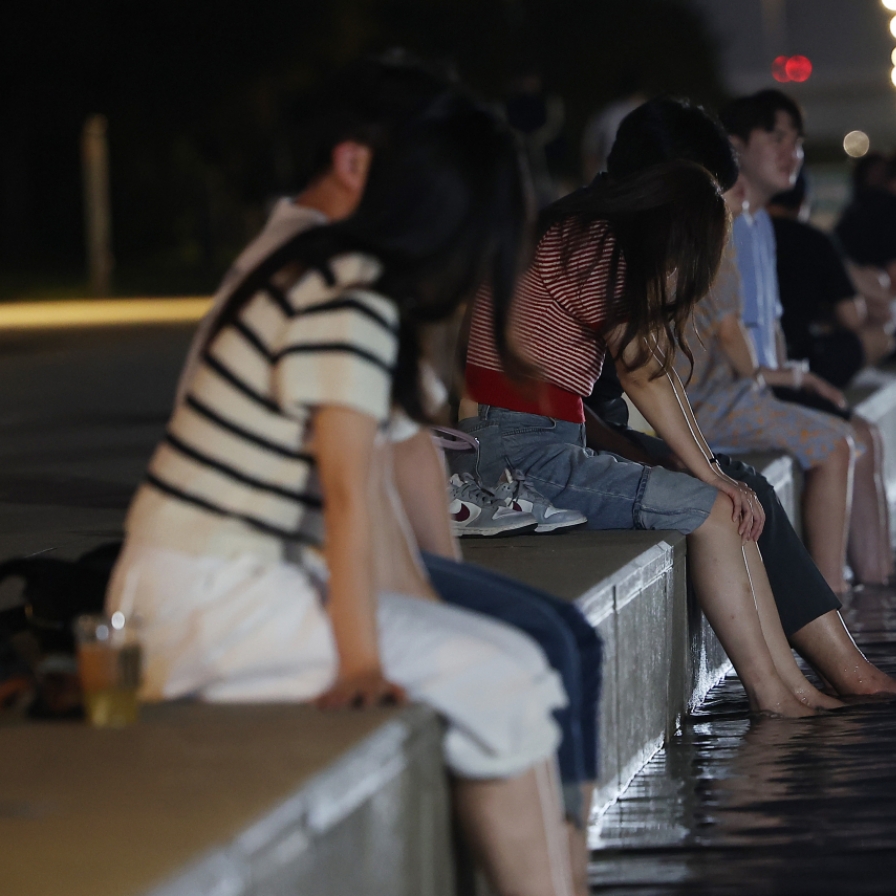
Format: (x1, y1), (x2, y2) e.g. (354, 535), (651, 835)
(761, 0), (788, 61)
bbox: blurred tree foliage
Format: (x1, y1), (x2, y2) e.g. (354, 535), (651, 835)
(0, 0), (721, 294)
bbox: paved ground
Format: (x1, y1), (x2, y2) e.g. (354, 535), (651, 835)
(0, 325), (191, 588)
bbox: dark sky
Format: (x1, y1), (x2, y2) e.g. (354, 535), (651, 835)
(0, 0), (723, 291)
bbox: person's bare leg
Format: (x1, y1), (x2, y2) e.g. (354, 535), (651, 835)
(453, 760), (574, 896)
(790, 609), (896, 695)
(564, 783), (594, 896)
(687, 496), (815, 718)
(847, 417), (893, 585)
(741, 542), (843, 709)
(802, 436), (854, 593)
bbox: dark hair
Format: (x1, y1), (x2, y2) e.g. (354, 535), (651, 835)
(769, 168), (808, 211)
(606, 97), (738, 191)
(539, 160), (727, 378)
(293, 52), (456, 187)
(209, 89), (532, 421)
(719, 89), (804, 142)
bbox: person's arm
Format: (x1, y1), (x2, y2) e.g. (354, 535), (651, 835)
(833, 295), (868, 332)
(712, 310), (836, 401)
(716, 312), (760, 380)
(313, 406), (407, 709)
(608, 326), (764, 540)
(392, 428), (461, 561)
(846, 262), (894, 324)
(583, 405), (655, 464)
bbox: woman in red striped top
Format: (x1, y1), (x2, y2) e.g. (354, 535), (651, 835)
(461, 115), (841, 719)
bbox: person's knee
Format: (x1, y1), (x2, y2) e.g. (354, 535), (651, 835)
(823, 435), (855, 472)
(693, 492), (739, 537)
(851, 416), (883, 458)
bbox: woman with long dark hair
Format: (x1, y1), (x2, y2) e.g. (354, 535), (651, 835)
(460, 108), (841, 719)
(107, 85), (580, 895)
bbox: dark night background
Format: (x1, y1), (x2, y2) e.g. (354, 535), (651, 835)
(0, 0), (722, 297)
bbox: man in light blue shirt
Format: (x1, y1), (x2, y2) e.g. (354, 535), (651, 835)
(732, 207), (781, 369)
(720, 90), (847, 408)
(721, 90), (803, 374)
(720, 90), (896, 589)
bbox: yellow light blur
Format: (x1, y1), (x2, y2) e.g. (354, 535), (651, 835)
(890, 15), (896, 37)
(884, 0), (896, 11)
(891, 66), (896, 87)
(844, 130), (871, 158)
(891, 47), (896, 66)
(0, 298), (211, 330)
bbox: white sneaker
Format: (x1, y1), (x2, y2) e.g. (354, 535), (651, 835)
(448, 473), (538, 537)
(492, 469), (587, 533)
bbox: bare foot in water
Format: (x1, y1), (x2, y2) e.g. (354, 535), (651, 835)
(749, 681), (818, 718)
(792, 686), (844, 711)
(835, 667), (896, 697)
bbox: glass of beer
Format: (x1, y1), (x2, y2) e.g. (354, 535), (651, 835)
(74, 612), (142, 727)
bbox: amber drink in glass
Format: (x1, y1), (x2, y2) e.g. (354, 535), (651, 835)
(74, 613), (141, 727)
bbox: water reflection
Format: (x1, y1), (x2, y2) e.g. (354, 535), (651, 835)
(591, 586), (896, 894)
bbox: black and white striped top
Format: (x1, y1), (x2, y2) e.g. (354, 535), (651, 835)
(125, 253), (399, 561)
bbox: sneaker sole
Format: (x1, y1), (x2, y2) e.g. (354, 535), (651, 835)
(454, 521), (540, 537)
(533, 519), (587, 534)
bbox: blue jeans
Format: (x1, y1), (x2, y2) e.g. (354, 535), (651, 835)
(454, 406), (717, 533)
(423, 552), (601, 802)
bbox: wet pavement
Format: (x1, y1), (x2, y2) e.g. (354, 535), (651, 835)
(590, 586), (896, 895)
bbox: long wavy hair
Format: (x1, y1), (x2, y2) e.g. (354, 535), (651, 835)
(204, 89), (532, 421)
(537, 160), (728, 378)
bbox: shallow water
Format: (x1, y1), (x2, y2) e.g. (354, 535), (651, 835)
(590, 586), (896, 895)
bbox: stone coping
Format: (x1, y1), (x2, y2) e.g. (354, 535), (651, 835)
(1, 702), (445, 896)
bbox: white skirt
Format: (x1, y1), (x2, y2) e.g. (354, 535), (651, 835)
(106, 541), (565, 779)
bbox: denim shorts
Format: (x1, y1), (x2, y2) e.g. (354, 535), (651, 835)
(454, 406), (717, 534)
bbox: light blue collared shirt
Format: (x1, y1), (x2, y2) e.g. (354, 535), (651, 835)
(732, 208), (782, 369)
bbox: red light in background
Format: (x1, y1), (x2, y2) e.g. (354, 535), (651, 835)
(786, 55), (813, 82)
(771, 55), (813, 83)
(772, 55), (790, 82)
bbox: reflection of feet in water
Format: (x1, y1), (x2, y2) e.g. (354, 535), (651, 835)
(834, 690), (896, 705)
(752, 706), (816, 720)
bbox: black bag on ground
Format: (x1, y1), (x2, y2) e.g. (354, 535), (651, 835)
(0, 541), (123, 654)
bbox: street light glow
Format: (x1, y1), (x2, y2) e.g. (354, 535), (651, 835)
(844, 131), (871, 158)
(0, 298), (211, 330)
(890, 15), (896, 37)
(884, 0), (896, 11)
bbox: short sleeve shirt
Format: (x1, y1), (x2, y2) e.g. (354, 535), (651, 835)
(127, 252), (399, 558)
(732, 209), (782, 369)
(467, 217), (626, 398)
(772, 216), (855, 358)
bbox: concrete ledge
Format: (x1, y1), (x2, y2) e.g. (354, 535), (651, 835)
(462, 530), (730, 818)
(463, 446), (799, 819)
(3, 703), (453, 896)
(850, 376), (896, 507)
